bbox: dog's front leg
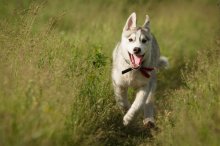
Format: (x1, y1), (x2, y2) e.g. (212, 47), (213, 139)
(143, 92), (155, 128)
(113, 84), (130, 112)
(143, 74), (157, 127)
(123, 86), (150, 126)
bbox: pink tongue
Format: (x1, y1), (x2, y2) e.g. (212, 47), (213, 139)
(130, 54), (143, 68)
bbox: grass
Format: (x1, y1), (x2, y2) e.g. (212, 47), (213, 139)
(0, 0), (219, 145)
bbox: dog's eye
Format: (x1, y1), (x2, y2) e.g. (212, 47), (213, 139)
(141, 39), (149, 43)
(142, 37), (150, 43)
(142, 39), (147, 43)
(128, 38), (133, 42)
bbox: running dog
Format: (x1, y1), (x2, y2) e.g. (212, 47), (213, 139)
(112, 12), (168, 127)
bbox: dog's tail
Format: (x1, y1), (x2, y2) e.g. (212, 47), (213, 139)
(158, 56), (169, 69)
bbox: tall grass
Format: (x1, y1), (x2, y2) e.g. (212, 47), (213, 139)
(0, 0), (219, 145)
(155, 42), (220, 146)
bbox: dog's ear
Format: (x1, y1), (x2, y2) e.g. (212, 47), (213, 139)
(123, 12), (136, 31)
(143, 15), (150, 28)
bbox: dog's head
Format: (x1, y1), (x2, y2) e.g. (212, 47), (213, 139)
(121, 12), (152, 68)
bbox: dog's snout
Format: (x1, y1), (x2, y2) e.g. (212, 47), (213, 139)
(133, 47), (141, 54)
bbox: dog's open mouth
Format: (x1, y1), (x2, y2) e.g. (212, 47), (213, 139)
(128, 53), (144, 69)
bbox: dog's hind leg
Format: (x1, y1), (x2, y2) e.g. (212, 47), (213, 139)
(113, 84), (130, 112)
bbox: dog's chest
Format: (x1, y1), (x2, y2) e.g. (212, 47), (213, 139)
(122, 70), (149, 87)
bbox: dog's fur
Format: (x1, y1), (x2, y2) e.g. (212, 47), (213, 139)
(112, 12), (168, 126)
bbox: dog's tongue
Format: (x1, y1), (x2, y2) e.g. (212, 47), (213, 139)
(129, 54), (143, 68)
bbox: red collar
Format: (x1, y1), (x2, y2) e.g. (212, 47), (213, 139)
(122, 66), (155, 78)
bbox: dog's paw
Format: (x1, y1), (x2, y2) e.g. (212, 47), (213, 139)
(123, 117), (129, 126)
(123, 114), (132, 126)
(143, 118), (155, 129)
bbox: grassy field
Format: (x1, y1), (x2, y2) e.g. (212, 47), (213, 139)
(0, 0), (219, 145)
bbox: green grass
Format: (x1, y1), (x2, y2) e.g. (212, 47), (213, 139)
(0, 0), (219, 145)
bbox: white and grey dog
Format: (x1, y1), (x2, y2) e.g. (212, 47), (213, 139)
(112, 12), (168, 127)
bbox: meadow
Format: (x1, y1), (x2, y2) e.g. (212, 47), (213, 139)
(0, 0), (219, 145)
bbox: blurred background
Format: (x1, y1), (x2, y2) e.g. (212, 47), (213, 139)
(0, 0), (219, 146)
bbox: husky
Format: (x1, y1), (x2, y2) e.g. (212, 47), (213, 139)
(112, 12), (168, 127)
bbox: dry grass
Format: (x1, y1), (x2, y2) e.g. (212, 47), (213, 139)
(0, 0), (219, 145)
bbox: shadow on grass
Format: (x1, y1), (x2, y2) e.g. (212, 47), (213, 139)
(96, 108), (157, 146)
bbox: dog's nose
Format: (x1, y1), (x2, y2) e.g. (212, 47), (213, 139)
(133, 47), (141, 54)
